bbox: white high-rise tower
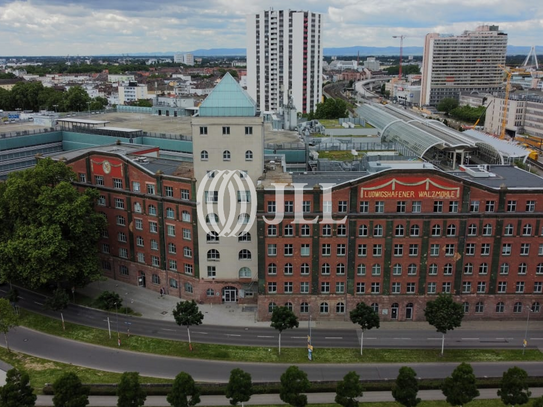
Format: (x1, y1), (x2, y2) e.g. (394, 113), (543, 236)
(247, 9), (323, 114)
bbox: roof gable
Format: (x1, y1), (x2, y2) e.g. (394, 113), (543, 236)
(199, 73), (256, 117)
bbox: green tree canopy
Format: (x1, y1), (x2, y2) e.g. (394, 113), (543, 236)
(270, 306), (299, 355)
(0, 298), (19, 351)
(117, 372), (146, 407)
(167, 372), (200, 407)
(424, 294), (464, 355)
(52, 372), (90, 407)
(335, 371), (364, 407)
(392, 367), (421, 407)
(436, 98), (459, 115)
(349, 302), (380, 355)
(498, 367), (531, 407)
(0, 368), (36, 407)
(313, 98), (349, 119)
(64, 86), (91, 112)
(279, 366), (310, 407)
(225, 368), (253, 407)
(94, 291), (122, 313)
(442, 362), (480, 407)
(0, 158), (106, 289)
(173, 300), (204, 350)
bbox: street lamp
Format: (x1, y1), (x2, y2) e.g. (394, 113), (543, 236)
(87, 101), (91, 116)
(523, 304), (532, 355)
(114, 302), (119, 340)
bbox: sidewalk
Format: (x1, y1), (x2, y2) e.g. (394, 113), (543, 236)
(78, 278), (542, 331)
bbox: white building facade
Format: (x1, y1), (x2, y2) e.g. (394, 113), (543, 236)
(246, 9), (323, 114)
(421, 25), (507, 106)
(118, 81), (149, 105)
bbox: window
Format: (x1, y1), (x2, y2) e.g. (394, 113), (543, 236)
(184, 264), (193, 275)
(136, 236), (144, 247)
(205, 191), (219, 203)
(406, 282), (416, 294)
(321, 282), (330, 294)
(337, 224), (347, 236)
(430, 244), (440, 257)
(207, 266), (216, 278)
(357, 264), (366, 276)
(102, 243), (110, 254)
(237, 213), (250, 224)
(98, 195), (106, 206)
(522, 224), (533, 236)
(168, 243), (177, 254)
(477, 282), (486, 293)
(375, 201), (385, 213)
(238, 249), (251, 260)
(433, 201), (443, 213)
(245, 126), (253, 135)
(359, 201), (369, 213)
(222, 126), (230, 135)
(267, 225), (277, 236)
(428, 282), (436, 294)
(284, 224), (294, 236)
(284, 244), (293, 256)
(392, 282), (401, 294)
(145, 184), (155, 195)
(148, 205), (157, 216)
(412, 201), (421, 213)
(464, 263), (473, 275)
(507, 200), (517, 212)
(533, 302), (541, 313)
(514, 302), (523, 313)
(526, 200), (536, 212)
(446, 224), (456, 236)
(118, 264), (127, 275)
(392, 264), (402, 276)
(358, 244), (367, 257)
(117, 216), (126, 226)
(502, 243), (512, 256)
(466, 243), (475, 256)
(336, 263), (345, 275)
(336, 302), (345, 313)
(169, 261), (178, 271)
(238, 232), (251, 242)
(320, 302), (329, 314)
(408, 264), (417, 275)
(300, 282), (309, 294)
(150, 240), (158, 250)
(537, 263), (543, 275)
(463, 302), (470, 313)
(268, 302), (277, 312)
(166, 207), (175, 219)
(479, 263), (488, 275)
(469, 200), (479, 212)
(449, 201), (459, 213)
(475, 302), (484, 313)
(410, 225), (420, 236)
(164, 186), (174, 197)
(504, 224), (514, 236)
(284, 282), (293, 293)
(516, 281), (525, 293)
(150, 255), (159, 267)
(267, 201), (276, 213)
(267, 264), (277, 275)
(443, 264), (453, 275)
(445, 244), (455, 256)
(428, 264), (438, 275)
(371, 303), (379, 313)
(115, 198), (125, 209)
(245, 150), (253, 161)
(462, 282), (472, 293)
(496, 302), (505, 313)
(442, 282), (451, 293)
(371, 282), (380, 294)
(322, 244), (331, 256)
(498, 282), (507, 293)
(520, 243), (530, 256)
(358, 224), (368, 237)
(485, 201), (495, 212)
(518, 263), (527, 275)
(397, 201), (406, 213)
(167, 224), (175, 237)
(373, 244), (382, 257)
(321, 263), (330, 275)
(356, 282), (365, 294)
(207, 249), (220, 261)
(200, 150), (208, 160)
(467, 224), (477, 236)
(181, 189), (190, 200)
(431, 224), (441, 236)
(223, 150), (231, 161)
(500, 263), (510, 275)
(483, 224), (492, 236)
(268, 283), (277, 294)
(301, 225), (310, 236)
(300, 263), (310, 275)
(395, 225), (404, 237)
(534, 282), (543, 293)
(199, 126), (208, 135)
(118, 232), (127, 243)
(322, 224), (332, 236)
(373, 224), (383, 237)
(151, 274), (160, 285)
(337, 244), (346, 256)
(338, 201), (348, 212)
(284, 201), (293, 212)
(481, 243), (491, 256)
(284, 263), (293, 275)
(181, 211), (190, 222)
(268, 244), (277, 256)
(78, 173), (86, 183)
(394, 244), (403, 257)
(300, 302), (309, 313)
(302, 201), (311, 213)
(95, 175), (104, 185)
(301, 244), (310, 257)
(372, 264), (381, 276)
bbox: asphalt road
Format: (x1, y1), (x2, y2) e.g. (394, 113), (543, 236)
(6, 287), (543, 351)
(5, 327), (543, 383)
(34, 389), (543, 407)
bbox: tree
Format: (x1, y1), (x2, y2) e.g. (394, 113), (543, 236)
(117, 372), (146, 407)
(44, 288), (70, 330)
(313, 98), (349, 119)
(172, 300), (204, 351)
(335, 371), (364, 407)
(64, 86), (91, 112)
(0, 298), (19, 351)
(392, 367), (421, 407)
(497, 367), (531, 407)
(349, 302), (380, 355)
(533, 396), (543, 407)
(0, 158), (106, 289)
(442, 362), (480, 407)
(94, 291), (122, 313)
(279, 366), (310, 407)
(167, 372), (200, 407)
(424, 294), (464, 356)
(436, 98), (459, 115)
(0, 368), (37, 407)
(225, 368), (253, 407)
(270, 306), (299, 355)
(52, 372), (90, 407)
(7, 288), (19, 307)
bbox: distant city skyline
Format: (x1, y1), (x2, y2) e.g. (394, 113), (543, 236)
(0, 0), (541, 56)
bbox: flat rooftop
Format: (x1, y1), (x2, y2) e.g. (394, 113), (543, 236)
(450, 165), (543, 189)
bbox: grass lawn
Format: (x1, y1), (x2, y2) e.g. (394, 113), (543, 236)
(16, 309), (543, 364)
(318, 119), (373, 129)
(316, 151), (364, 161)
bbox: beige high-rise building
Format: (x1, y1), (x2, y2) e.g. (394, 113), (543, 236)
(421, 25), (507, 106)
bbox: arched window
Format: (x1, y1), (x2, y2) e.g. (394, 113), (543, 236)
(410, 225), (420, 236)
(284, 263), (293, 275)
(300, 302), (309, 313)
(475, 301), (484, 313)
(428, 264), (438, 275)
(532, 302), (541, 313)
(395, 225), (404, 237)
(513, 302), (523, 313)
(431, 224), (441, 236)
(206, 213), (219, 224)
(358, 224), (368, 237)
(300, 263), (310, 275)
(336, 302), (345, 314)
(523, 224), (532, 236)
(408, 264), (417, 275)
(336, 263), (345, 275)
(134, 202), (142, 213)
(238, 232), (251, 242)
(320, 302), (329, 314)
(200, 150), (208, 160)
(268, 302), (276, 313)
(245, 150), (253, 161)
(206, 231), (219, 243)
(223, 150), (231, 161)
(393, 264), (402, 275)
(238, 213), (250, 224)
(496, 302), (505, 313)
(239, 267), (251, 278)
(373, 224), (383, 237)
(467, 223), (477, 236)
(238, 249), (251, 260)
(285, 302), (293, 311)
(463, 302), (470, 313)
(482, 223), (493, 236)
(464, 263), (473, 274)
(321, 263), (330, 275)
(267, 263), (277, 275)
(206, 288), (214, 297)
(447, 224), (456, 236)
(207, 249), (220, 261)
(371, 303), (379, 313)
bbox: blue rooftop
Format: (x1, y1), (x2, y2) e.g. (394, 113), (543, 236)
(199, 73), (257, 117)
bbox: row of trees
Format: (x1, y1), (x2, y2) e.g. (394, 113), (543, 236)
(0, 82), (107, 112)
(304, 97), (349, 120)
(0, 364), (537, 407)
(436, 97), (486, 124)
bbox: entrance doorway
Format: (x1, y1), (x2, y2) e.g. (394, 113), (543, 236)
(391, 303), (399, 320)
(138, 272), (146, 287)
(406, 303), (413, 320)
(222, 286), (238, 303)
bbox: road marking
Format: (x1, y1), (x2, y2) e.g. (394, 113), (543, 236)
(192, 331), (208, 335)
(427, 338), (441, 340)
(325, 336), (343, 340)
(34, 302), (43, 306)
(258, 335), (273, 338)
(226, 334), (241, 337)
(365, 337), (377, 340)
(291, 336), (306, 339)
(393, 338), (411, 340)
(461, 338), (479, 340)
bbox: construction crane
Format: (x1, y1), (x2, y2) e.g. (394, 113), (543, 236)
(392, 35), (406, 80)
(498, 65), (512, 140)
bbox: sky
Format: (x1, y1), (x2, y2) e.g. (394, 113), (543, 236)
(0, 0), (541, 56)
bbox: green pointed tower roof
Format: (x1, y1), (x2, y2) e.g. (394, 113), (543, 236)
(198, 72), (257, 117)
